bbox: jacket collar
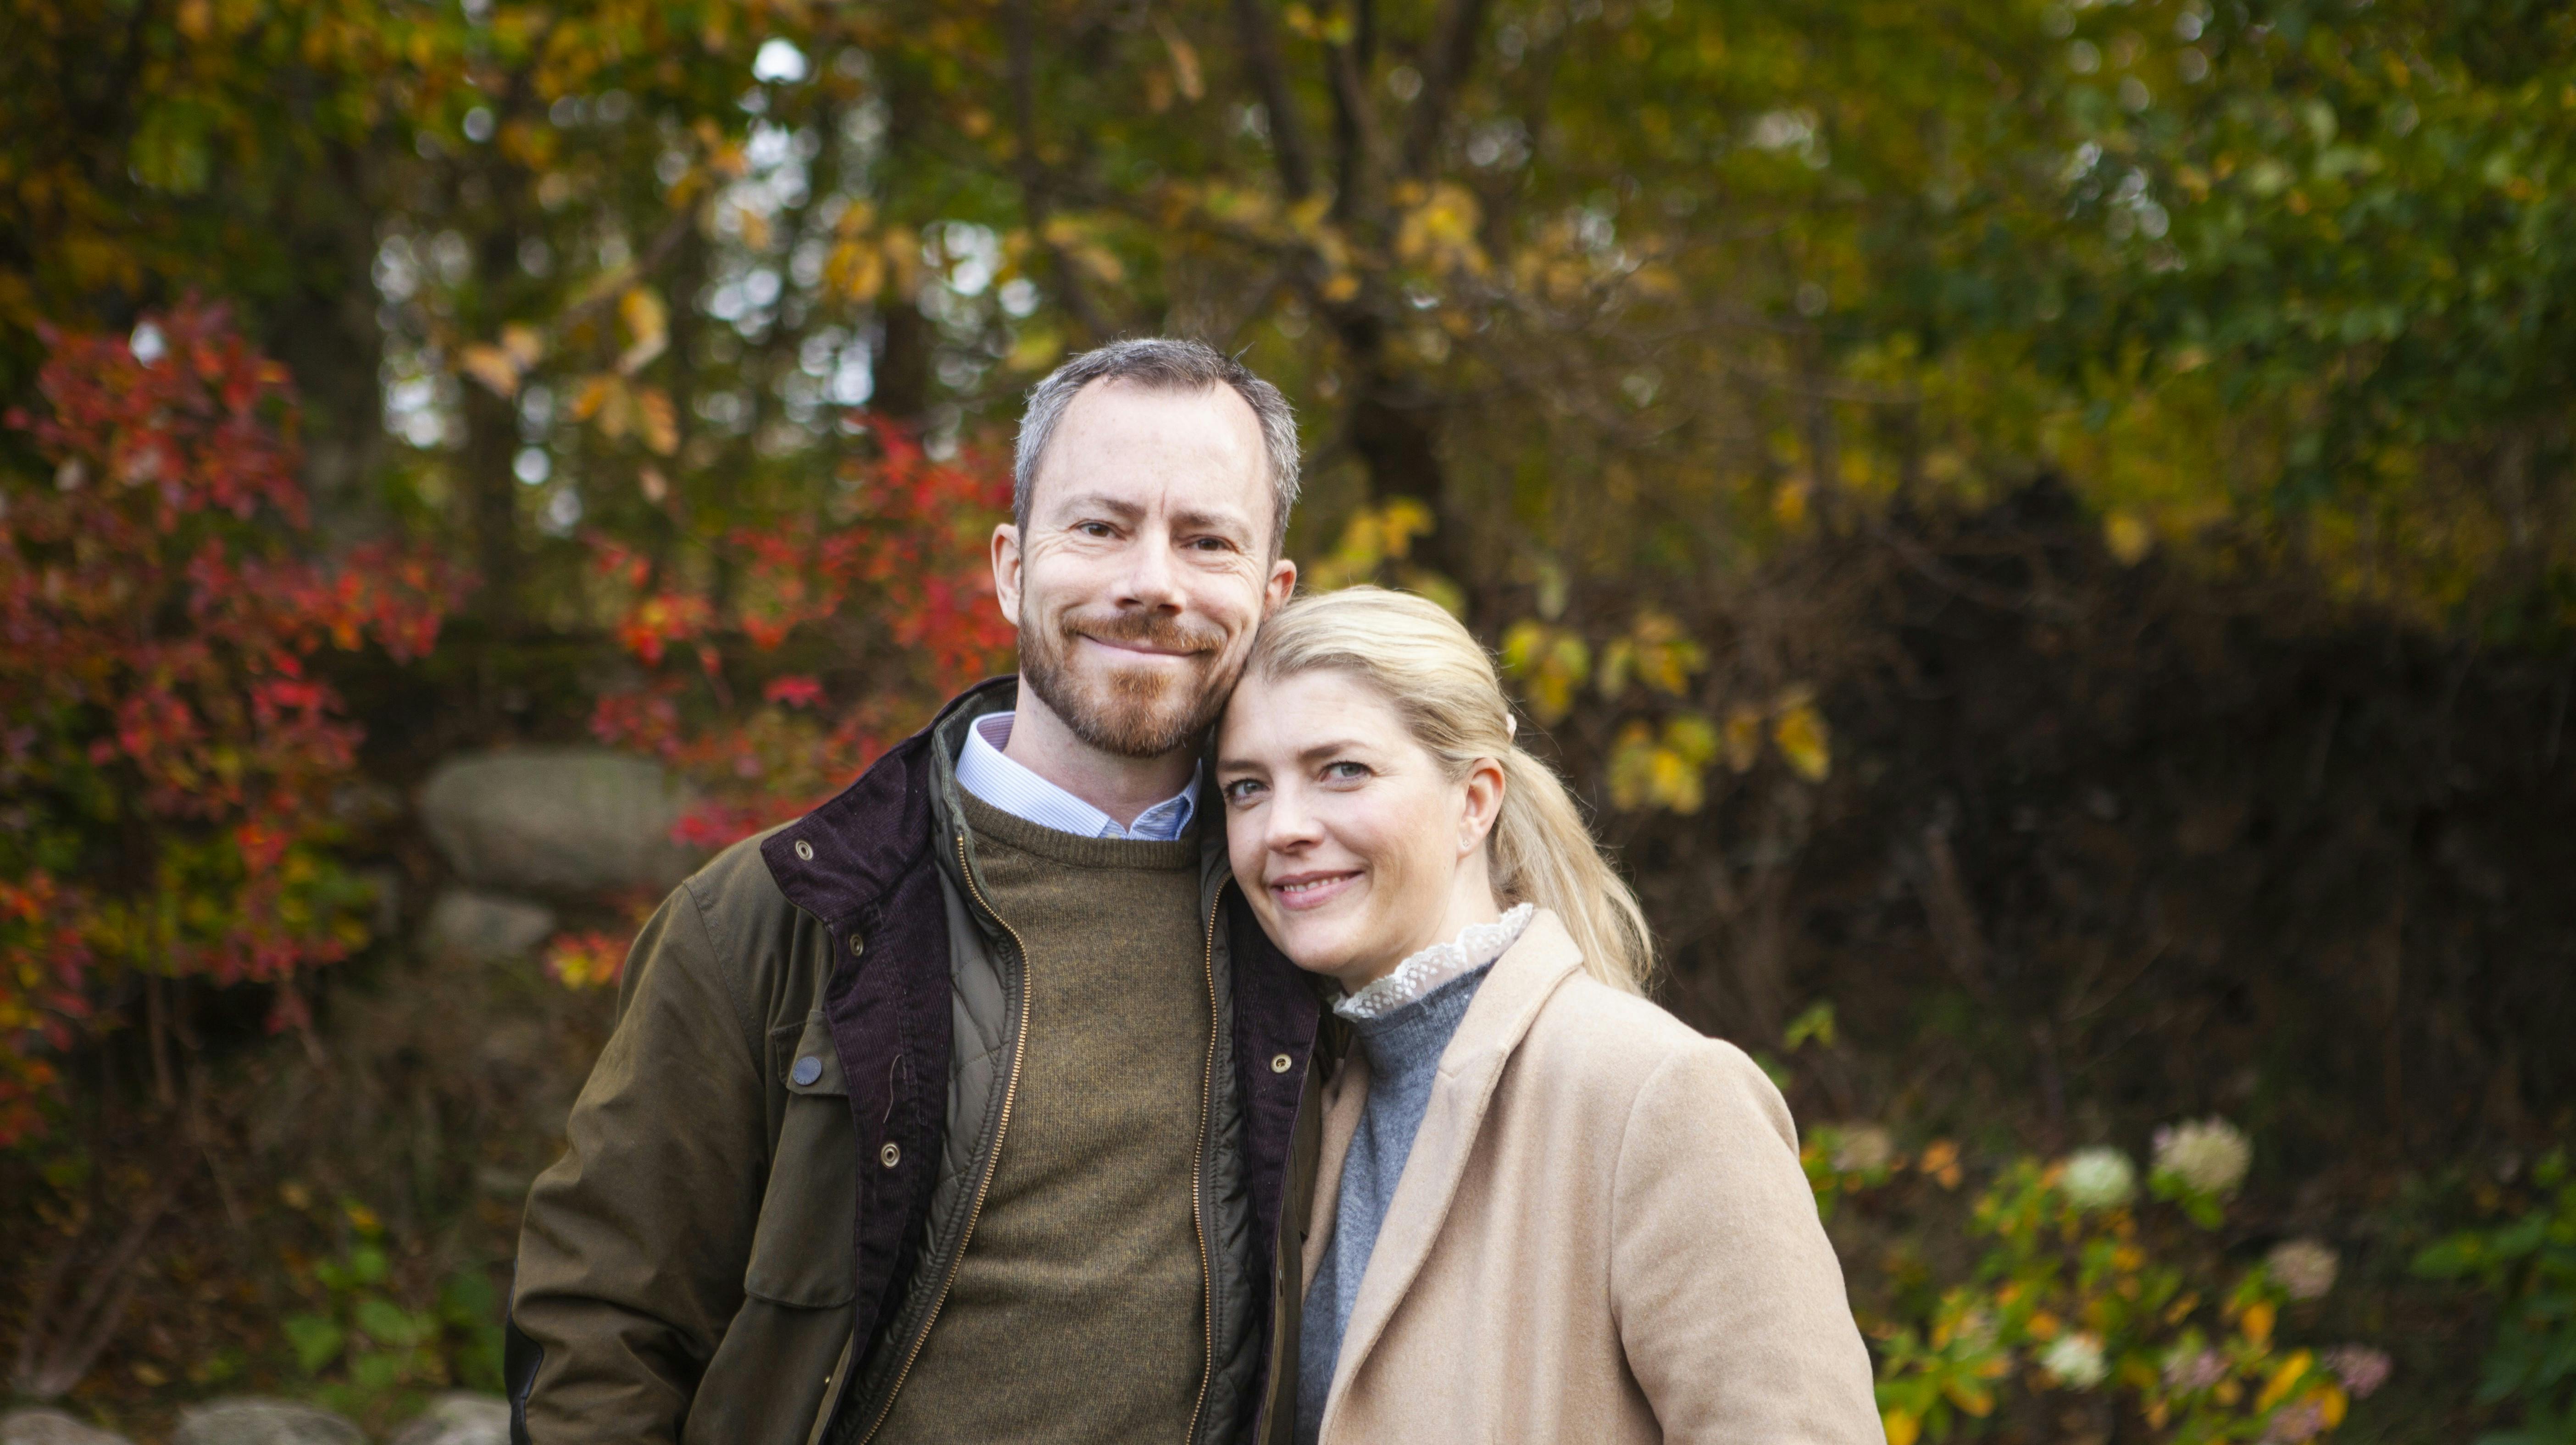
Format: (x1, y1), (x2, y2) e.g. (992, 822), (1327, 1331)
(1319, 908), (1587, 1429)
(761, 676), (1017, 928)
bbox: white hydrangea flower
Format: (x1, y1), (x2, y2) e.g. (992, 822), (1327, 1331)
(2265, 1238), (2339, 1300)
(1830, 1123), (1895, 1173)
(2040, 1332), (2110, 1389)
(2152, 1117), (2252, 1198)
(2061, 1146), (2138, 1210)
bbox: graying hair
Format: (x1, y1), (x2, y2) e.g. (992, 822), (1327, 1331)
(1013, 338), (1301, 551)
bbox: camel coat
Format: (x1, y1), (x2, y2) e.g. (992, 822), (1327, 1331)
(1299, 910), (1883, 1445)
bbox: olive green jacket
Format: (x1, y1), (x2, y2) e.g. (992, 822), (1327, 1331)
(507, 681), (1333, 1445)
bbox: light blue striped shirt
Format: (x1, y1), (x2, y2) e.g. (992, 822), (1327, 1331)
(955, 711), (1199, 841)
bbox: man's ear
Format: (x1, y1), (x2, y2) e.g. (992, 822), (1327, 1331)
(991, 522), (1025, 625)
(1263, 555), (1297, 613)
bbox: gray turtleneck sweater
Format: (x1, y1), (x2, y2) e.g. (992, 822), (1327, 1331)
(1294, 964), (1494, 1445)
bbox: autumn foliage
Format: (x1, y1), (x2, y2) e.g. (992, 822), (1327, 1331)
(545, 421), (1013, 988)
(0, 305), (461, 1144)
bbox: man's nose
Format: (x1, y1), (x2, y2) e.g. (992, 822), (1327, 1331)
(1116, 525), (1186, 609)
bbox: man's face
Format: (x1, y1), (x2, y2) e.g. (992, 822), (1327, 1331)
(993, 380), (1297, 758)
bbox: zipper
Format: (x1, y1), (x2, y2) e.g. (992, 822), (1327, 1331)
(854, 833), (1033, 1445)
(1181, 878), (1226, 1445)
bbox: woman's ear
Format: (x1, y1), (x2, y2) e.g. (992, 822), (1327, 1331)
(1458, 756), (1506, 856)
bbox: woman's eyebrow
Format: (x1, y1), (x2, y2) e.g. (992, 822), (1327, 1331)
(1295, 739), (1370, 764)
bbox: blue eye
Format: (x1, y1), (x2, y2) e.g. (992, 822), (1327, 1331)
(1323, 761), (1369, 782)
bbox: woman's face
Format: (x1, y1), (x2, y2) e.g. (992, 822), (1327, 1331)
(1216, 667), (1503, 989)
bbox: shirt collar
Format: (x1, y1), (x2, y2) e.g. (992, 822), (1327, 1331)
(954, 711), (1199, 842)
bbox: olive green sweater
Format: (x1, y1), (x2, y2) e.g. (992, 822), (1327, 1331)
(872, 794), (1214, 1444)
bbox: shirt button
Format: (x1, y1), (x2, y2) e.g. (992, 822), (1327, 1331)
(879, 1142), (902, 1168)
(849, 934), (866, 957)
(793, 838), (814, 861)
(1270, 1053), (1293, 1074)
(792, 1056), (822, 1087)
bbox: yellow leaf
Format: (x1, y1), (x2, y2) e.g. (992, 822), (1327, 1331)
(1007, 326), (1065, 372)
(2241, 1300), (2276, 1349)
(501, 323), (545, 370)
(2256, 1351), (2312, 1412)
(1155, 17), (1203, 100)
(1943, 1379), (1994, 1418)
(1882, 1409), (1920, 1445)
(1723, 706), (1764, 773)
(2319, 1383), (2348, 1428)
(2104, 509), (2154, 565)
(829, 242), (887, 303)
(1607, 721), (1659, 811)
(618, 288), (669, 375)
(569, 373), (617, 423)
(1663, 713), (1720, 769)
(460, 344), (521, 398)
(1648, 746), (1703, 813)
(637, 387), (679, 456)
(1774, 479), (1810, 527)
(1772, 700), (1832, 782)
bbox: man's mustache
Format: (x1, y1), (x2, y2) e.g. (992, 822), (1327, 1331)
(1059, 611), (1227, 656)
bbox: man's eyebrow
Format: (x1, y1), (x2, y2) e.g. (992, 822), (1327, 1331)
(1170, 505), (1255, 536)
(1049, 492), (1146, 521)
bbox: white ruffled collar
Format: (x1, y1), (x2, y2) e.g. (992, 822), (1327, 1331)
(1335, 902), (1534, 1022)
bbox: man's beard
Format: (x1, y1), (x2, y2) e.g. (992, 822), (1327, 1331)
(1018, 608), (1235, 758)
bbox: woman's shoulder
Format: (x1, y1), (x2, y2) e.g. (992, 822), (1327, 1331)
(1519, 973), (1776, 1110)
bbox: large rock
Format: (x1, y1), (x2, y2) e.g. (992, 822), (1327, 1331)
(387, 1393), (510, 1445)
(170, 1400), (362, 1445)
(421, 748), (700, 895)
(0, 1408), (133, 1445)
(419, 888), (557, 964)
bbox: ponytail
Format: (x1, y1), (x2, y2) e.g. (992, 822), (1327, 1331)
(1245, 586), (1655, 994)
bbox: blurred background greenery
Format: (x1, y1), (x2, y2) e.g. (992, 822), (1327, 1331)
(5, 0), (2575, 1439)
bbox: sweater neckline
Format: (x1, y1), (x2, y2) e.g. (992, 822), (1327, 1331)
(1336, 902), (1534, 1022)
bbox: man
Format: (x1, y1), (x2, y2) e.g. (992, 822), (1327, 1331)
(507, 339), (1330, 1445)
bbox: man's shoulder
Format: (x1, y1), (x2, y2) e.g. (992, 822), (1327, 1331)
(677, 825), (797, 919)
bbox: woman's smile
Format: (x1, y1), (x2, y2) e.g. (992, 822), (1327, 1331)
(1269, 868), (1362, 911)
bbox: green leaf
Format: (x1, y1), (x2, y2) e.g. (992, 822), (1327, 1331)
(1785, 1000), (1838, 1051)
(283, 1313), (345, 1375)
(356, 1295), (434, 1348)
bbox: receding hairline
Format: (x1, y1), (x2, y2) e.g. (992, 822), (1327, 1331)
(1013, 336), (1301, 556)
(1024, 377), (1277, 545)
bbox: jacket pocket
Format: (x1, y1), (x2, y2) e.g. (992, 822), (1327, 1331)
(745, 1011), (859, 1308)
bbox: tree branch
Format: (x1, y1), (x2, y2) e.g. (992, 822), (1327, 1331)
(1403, 0), (1493, 177)
(1230, 0), (1316, 200)
(1007, 0), (1114, 339)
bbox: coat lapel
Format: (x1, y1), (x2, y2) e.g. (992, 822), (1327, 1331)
(1318, 910), (1587, 1433)
(1302, 1048), (1371, 1290)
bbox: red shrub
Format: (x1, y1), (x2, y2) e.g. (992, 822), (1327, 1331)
(0, 303), (462, 1144)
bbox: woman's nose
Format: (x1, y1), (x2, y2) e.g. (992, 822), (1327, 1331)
(1263, 786), (1323, 850)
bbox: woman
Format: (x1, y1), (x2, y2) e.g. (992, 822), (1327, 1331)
(1216, 587), (1882, 1445)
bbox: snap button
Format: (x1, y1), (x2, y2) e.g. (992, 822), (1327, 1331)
(1270, 1053), (1293, 1074)
(793, 838), (814, 861)
(792, 1056), (822, 1087)
(879, 1142), (901, 1168)
(849, 934), (866, 957)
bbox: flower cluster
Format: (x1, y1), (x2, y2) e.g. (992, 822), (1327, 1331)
(1863, 1116), (2389, 1445)
(2154, 1117), (2254, 1197)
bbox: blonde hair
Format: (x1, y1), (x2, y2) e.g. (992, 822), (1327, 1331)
(1246, 586), (1655, 994)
